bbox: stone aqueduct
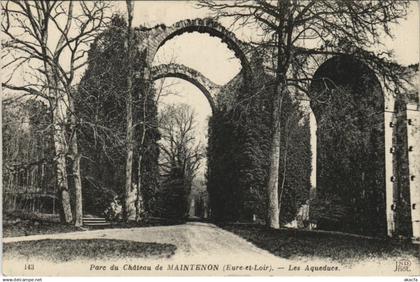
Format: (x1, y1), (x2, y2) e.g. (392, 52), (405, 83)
(134, 18), (420, 239)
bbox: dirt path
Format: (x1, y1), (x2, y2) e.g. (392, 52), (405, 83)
(3, 222), (286, 263)
(4, 222), (406, 276)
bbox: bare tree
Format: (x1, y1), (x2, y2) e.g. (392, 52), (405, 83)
(198, 0), (411, 228)
(158, 103), (205, 185)
(2, 1), (112, 225)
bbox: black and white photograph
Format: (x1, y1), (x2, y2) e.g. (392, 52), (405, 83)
(1, 0), (419, 278)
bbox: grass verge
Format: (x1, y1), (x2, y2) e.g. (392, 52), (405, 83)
(3, 221), (82, 238)
(3, 239), (176, 262)
(220, 224), (419, 265)
(3, 213), (186, 238)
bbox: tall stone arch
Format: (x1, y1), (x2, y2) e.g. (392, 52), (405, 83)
(308, 55), (388, 236)
(305, 55), (419, 239)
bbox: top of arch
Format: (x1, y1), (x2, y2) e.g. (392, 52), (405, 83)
(135, 18), (253, 74)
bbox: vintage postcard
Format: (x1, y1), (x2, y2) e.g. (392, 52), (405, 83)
(1, 0), (419, 278)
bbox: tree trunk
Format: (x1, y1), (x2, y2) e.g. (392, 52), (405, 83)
(72, 145), (83, 227)
(44, 49), (73, 223)
(69, 98), (83, 227)
(124, 99), (135, 221)
(124, 0), (136, 221)
(136, 72), (149, 222)
(278, 117), (291, 220)
(136, 155), (145, 221)
(265, 0), (290, 229)
(267, 124), (280, 228)
(52, 98), (73, 223)
(266, 84), (284, 229)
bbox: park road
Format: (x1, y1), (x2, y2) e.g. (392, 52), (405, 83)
(3, 222), (404, 276)
(3, 222), (286, 263)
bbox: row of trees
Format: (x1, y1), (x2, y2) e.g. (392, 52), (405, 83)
(2, 0), (116, 225)
(2, 1), (158, 224)
(2, 100), (59, 214)
(157, 104), (205, 219)
(3, 100), (54, 167)
(75, 14), (160, 219)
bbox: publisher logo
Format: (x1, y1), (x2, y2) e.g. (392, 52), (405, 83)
(394, 259), (411, 272)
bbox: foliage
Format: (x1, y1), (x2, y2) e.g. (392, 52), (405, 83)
(156, 167), (189, 219)
(2, 0), (113, 225)
(2, 100), (54, 166)
(309, 57), (386, 236)
(278, 112), (311, 224)
(221, 224), (419, 264)
(156, 104), (204, 219)
(207, 58), (311, 223)
(104, 196), (123, 222)
(76, 15), (160, 216)
(2, 100), (57, 214)
(207, 107), (242, 221)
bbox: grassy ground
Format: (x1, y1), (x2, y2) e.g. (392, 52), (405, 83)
(2, 220), (187, 237)
(3, 211), (81, 237)
(3, 239), (176, 262)
(2, 211), (186, 237)
(3, 220), (83, 238)
(220, 224), (420, 265)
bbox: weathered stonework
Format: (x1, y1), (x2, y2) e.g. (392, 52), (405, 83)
(151, 63), (221, 112)
(135, 18), (252, 75)
(406, 102), (420, 239)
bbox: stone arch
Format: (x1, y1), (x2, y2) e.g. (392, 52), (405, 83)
(151, 63), (221, 113)
(308, 55), (388, 236)
(309, 55), (384, 113)
(141, 18), (252, 76)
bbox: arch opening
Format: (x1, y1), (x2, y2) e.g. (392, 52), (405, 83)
(157, 26), (248, 71)
(309, 55), (387, 236)
(151, 64), (220, 112)
(147, 19), (251, 78)
(143, 19), (251, 222)
(153, 76), (212, 221)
